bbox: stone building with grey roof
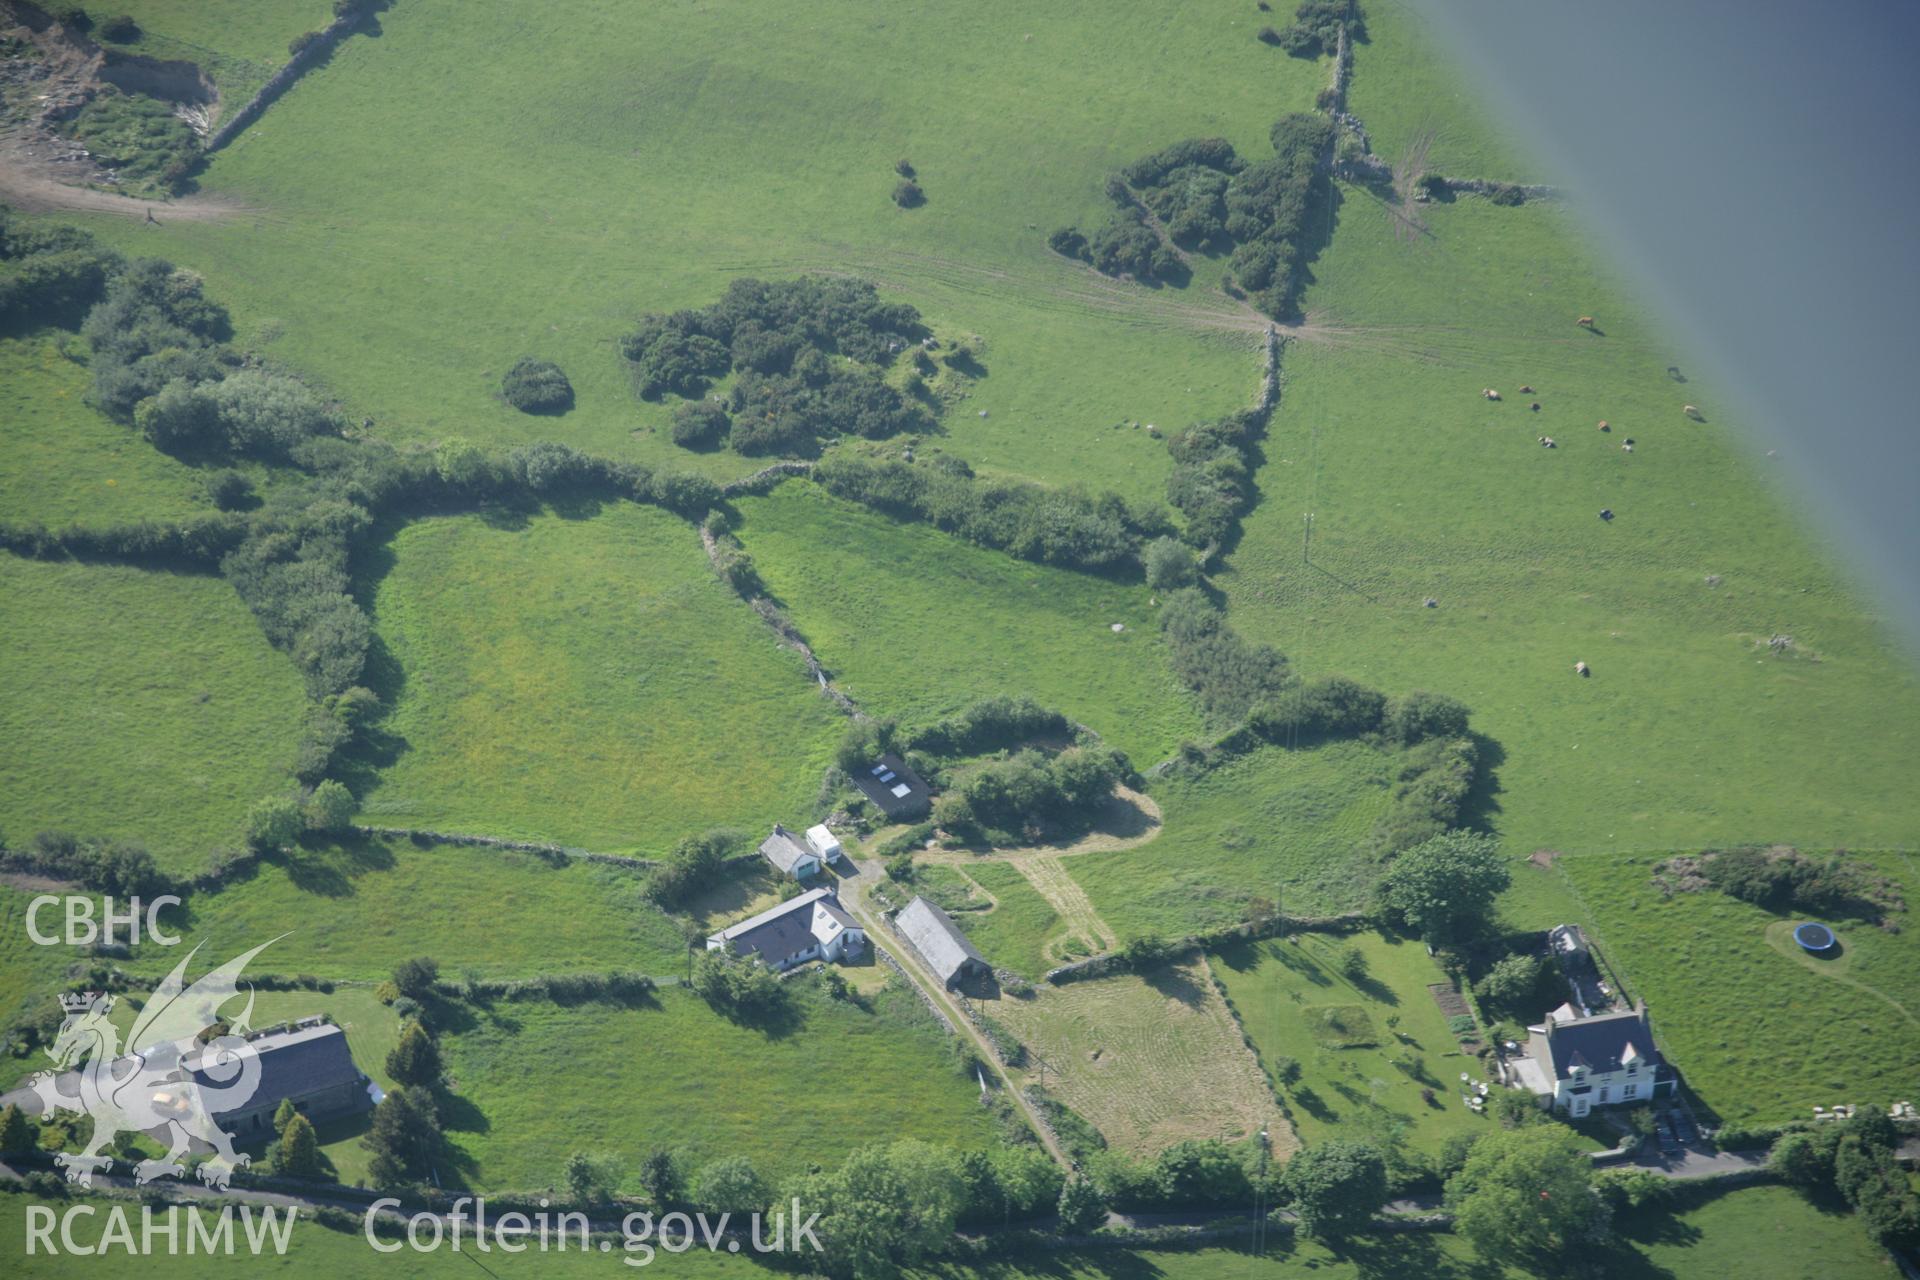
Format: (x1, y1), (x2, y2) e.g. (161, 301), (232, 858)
(894, 896), (990, 989)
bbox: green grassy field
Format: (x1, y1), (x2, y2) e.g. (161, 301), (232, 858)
(68, 0), (1321, 506)
(1215, 189), (1920, 929)
(435, 981), (1002, 1190)
(117, 836), (690, 982)
(1341, 0), (1530, 183)
(951, 861), (1070, 981)
(88, 0), (331, 105)
(1212, 930), (1490, 1157)
(734, 483), (1204, 765)
(1559, 850), (1920, 1125)
(0, 555), (307, 876)
(0, 334), (218, 525)
(359, 503), (841, 853)
(0, 884), (89, 1044)
(1071, 742), (1392, 943)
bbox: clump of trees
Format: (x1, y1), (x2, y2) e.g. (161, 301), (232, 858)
(1048, 115), (1335, 319)
(0, 830), (163, 896)
(1772, 1111), (1920, 1250)
(0, 207), (119, 329)
(932, 746), (1128, 845)
(904, 695), (1072, 758)
(1268, 0), (1365, 57)
(1376, 831), (1509, 944)
(622, 277), (936, 457)
(1163, 407), (1262, 548)
(1445, 1126), (1609, 1269)
(1283, 1139), (1389, 1238)
(363, 1085), (442, 1187)
(500, 357), (573, 414)
(645, 828), (742, 907)
(815, 453), (1163, 571)
(1691, 845), (1902, 922)
(690, 948), (786, 1021)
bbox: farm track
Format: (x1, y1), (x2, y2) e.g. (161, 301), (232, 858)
(837, 861), (1071, 1168)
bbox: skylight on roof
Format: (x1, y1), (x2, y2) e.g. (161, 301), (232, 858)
(891, 783), (912, 798)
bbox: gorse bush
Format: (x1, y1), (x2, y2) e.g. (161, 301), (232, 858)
(905, 696), (1073, 758)
(645, 828), (742, 906)
(1271, 0), (1364, 58)
(932, 746), (1127, 845)
(671, 400), (730, 450)
(500, 357), (573, 414)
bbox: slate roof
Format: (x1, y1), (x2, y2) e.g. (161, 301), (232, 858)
(1543, 1006), (1663, 1079)
(709, 888), (858, 967)
(188, 1021), (367, 1119)
(851, 753), (932, 821)
(759, 825), (818, 875)
(895, 896), (986, 986)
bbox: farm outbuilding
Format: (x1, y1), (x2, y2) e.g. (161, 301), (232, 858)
(895, 896), (990, 989)
(804, 823), (843, 863)
(851, 752), (933, 821)
(758, 825), (822, 880)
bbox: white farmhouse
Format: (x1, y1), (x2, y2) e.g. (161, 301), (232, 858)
(1514, 1003), (1676, 1117)
(705, 888), (865, 973)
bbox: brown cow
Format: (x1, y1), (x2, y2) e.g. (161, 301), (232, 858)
(1483, 388), (1501, 401)
(1597, 420), (1610, 432)
(1683, 404), (1702, 419)
(1575, 661), (1590, 676)
(1577, 316), (1595, 328)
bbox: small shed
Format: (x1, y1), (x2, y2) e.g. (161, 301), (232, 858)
(895, 896), (990, 988)
(805, 823), (843, 862)
(851, 752), (933, 821)
(758, 825), (821, 880)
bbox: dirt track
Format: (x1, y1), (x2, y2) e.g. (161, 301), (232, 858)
(0, 161), (244, 220)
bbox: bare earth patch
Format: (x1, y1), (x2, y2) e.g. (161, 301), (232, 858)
(992, 954), (1296, 1159)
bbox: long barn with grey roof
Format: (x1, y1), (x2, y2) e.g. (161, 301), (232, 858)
(894, 896), (990, 988)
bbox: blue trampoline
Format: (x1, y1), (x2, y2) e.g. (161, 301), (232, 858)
(1793, 922), (1836, 952)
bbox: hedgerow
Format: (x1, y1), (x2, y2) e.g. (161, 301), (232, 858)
(812, 454), (1157, 571)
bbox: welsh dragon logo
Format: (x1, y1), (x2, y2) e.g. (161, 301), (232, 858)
(27, 939), (281, 1189)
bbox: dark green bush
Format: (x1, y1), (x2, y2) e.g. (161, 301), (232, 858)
(202, 469), (256, 511)
(500, 357), (573, 414)
(98, 13), (138, 41)
(1046, 227), (1089, 261)
(671, 400), (730, 450)
(1158, 588), (1291, 723)
(893, 178), (924, 208)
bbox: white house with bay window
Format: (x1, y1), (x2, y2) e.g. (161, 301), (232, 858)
(1514, 1003), (1676, 1116)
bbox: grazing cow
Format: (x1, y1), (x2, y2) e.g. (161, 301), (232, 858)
(1623, 442), (1634, 452)
(1483, 388), (1501, 401)
(1519, 385), (1535, 394)
(1597, 420), (1610, 431)
(1577, 316), (1595, 328)
(1530, 402), (1541, 411)
(1683, 404), (1702, 419)
(1575, 661), (1590, 676)
(1599, 508), (1614, 521)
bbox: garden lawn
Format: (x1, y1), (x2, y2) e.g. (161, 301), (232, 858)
(436, 981), (1002, 1190)
(1217, 188), (1920, 928)
(952, 861), (1069, 981)
(0, 555), (307, 877)
(359, 503), (840, 854)
(733, 483), (1204, 765)
(118, 835), (688, 983)
(1211, 930), (1490, 1157)
(1559, 849), (1920, 1125)
(65, 0), (1319, 507)
(0, 334), (214, 525)
(1070, 741), (1392, 943)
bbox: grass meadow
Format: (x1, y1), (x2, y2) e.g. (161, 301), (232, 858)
(0, 555), (307, 876)
(1212, 930), (1491, 1157)
(0, 335), (217, 525)
(435, 981), (1001, 1190)
(70, 0), (1320, 506)
(0, 884), (89, 1048)
(988, 957), (1288, 1158)
(1216, 189), (1920, 928)
(87, 0), (332, 105)
(1070, 742), (1392, 944)
(734, 484), (1204, 765)
(118, 836), (690, 983)
(1559, 850), (1920, 1125)
(949, 861), (1070, 981)
(359, 503), (841, 853)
